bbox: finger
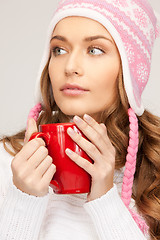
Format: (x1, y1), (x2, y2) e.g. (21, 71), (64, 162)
(65, 148), (93, 175)
(24, 118), (38, 144)
(83, 115), (107, 136)
(83, 115), (112, 148)
(27, 146), (48, 168)
(14, 138), (45, 163)
(100, 123), (107, 130)
(67, 127), (101, 163)
(35, 155), (53, 177)
(41, 164), (56, 186)
(73, 115), (110, 155)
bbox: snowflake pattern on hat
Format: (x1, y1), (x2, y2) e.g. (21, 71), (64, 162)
(112, 0), (128, 7)
(124, 43), (135, 64)
(133, 8), (148, 28)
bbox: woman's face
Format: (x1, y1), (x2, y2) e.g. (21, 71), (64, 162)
(49, 16), (121, 121)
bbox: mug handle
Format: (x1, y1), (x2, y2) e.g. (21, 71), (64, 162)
(29, 132), (61, 193)
(29, 132), (50, 146)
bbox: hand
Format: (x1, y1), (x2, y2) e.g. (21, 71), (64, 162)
(11, 118), (56, 197)
(65, 114), (116, 202)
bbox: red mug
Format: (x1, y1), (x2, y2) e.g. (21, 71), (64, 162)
(29, 123), (93, 194)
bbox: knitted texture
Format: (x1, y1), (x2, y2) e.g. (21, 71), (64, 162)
(121, 108), (138, 207)
(121, 108), (148, 234)
(34, 0), (159, 116)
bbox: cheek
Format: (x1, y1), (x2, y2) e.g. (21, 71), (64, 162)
(48, 59), (58, 80)
(48, 59), (62, 91)
(90, 58), (120, 90)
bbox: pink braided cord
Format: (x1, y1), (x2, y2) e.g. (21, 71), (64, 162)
(121, 108), (149, 234)
(26, 103), (42, 129)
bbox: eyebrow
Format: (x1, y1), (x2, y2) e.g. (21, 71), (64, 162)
(50, 35), (113, 44)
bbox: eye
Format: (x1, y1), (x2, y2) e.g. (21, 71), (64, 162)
(52, 47), (67, 56)
(88, 47), (105, 56)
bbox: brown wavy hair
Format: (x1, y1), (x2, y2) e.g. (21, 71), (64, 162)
(1, 58), (160, 239)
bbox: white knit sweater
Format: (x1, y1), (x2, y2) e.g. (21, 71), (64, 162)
(0, 142), (149, 240)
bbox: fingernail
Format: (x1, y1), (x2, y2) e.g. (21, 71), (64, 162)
(84, 114), (92, 122)
(68, 127), (76, 135)
(73, 116), (82, 123)
(65, 148), (73, 155)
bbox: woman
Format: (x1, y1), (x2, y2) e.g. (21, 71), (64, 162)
(0, 0), (160, 239)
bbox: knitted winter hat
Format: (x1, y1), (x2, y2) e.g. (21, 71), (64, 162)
(35, 0), (160, 116)
(27, 0), (160, 234)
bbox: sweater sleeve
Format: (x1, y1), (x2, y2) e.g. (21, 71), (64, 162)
(83, 184), (149, 240)
(0, 143), (49, 240)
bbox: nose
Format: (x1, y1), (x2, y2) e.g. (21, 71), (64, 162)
(65, 49), (84, 77)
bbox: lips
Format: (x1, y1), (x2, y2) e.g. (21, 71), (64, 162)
(60, 83), (88, 91)
(60, 83), (89, 96)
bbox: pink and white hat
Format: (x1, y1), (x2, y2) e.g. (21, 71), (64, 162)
(35, 0), (160, 116)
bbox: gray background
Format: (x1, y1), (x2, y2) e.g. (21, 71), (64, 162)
(0, 0), (160, 137)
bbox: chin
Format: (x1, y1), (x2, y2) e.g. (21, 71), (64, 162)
(59, 106), (87, 117)
(62, 110), (85, 117)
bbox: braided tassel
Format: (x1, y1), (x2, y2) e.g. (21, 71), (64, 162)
(26, 103), (42, 129)
(121, 108), (138, 207)
(121, 108), (148, 234)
